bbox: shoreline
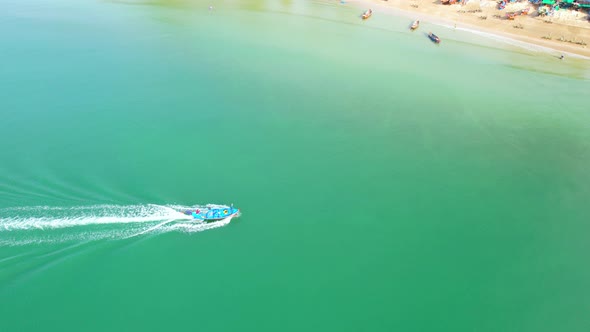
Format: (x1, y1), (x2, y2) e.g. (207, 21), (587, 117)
(350, 0), (590, 58)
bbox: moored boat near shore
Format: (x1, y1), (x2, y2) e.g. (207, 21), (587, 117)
(362, 9), (372, 20)
(410, 20), (420, 31)
(428, 32), (441, 44)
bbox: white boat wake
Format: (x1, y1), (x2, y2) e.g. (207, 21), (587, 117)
(0, 204), (235, 246)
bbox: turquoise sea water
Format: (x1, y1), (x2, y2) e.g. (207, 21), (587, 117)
(1, 1), (590, 331)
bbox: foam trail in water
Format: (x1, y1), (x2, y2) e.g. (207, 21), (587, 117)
(165, 215), (234, 233)
(0, 204), (235, 246)
(0, 205), (192, 231)
(125, 219), (176, 239)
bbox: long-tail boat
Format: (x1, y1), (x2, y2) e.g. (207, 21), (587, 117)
(428, 32), (441, 44)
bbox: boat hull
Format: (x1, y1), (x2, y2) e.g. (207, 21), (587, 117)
(202, 212), (239, 223)
(428, 33), (441, 44)
(184, 206), (240, 222)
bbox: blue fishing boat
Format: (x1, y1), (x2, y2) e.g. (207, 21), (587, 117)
(183, 205), (240, 222)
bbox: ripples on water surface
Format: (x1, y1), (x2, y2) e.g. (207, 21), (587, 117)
(1, 0), (590, 331)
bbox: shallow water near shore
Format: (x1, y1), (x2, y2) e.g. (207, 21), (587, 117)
(1, 0), (590, 331)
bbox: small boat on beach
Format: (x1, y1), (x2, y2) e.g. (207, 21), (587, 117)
(362, 9), (373, 20)
(428, 32), (441, 44)
(183, 205), (240, 223)
(410, 20), (420, 31)
(507, 8), (529, 20)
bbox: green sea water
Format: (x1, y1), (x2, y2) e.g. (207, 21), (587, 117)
(1, 0), (590, 331)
